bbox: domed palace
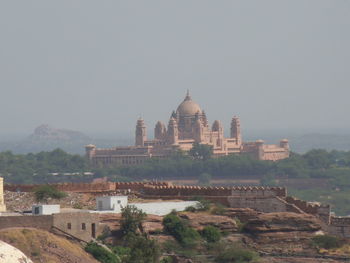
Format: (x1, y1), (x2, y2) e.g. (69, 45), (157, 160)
(86, 92), (289, 167)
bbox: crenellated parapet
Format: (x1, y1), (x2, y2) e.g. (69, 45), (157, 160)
(142, 185), (287, 198)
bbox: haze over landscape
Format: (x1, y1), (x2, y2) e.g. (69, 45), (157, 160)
(0, 0), (349, 144)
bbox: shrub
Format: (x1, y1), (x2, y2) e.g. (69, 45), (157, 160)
(191, 197), (211, 211)
(185, 206), (197, 212)
(34, 185), (67, 202)
(210, 203), (226, 215)
(85, 242), (119, 263)
(201, 226), (221, 243)
(311, 235), (343, 249)
(215, 246), (259, 263)
(235, 217), (246, 233)
(163, 213), (200, 247)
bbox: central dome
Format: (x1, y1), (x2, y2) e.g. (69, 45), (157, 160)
(176, 92), (202, 116)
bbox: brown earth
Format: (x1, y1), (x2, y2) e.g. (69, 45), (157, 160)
(0, 228), (99, 263)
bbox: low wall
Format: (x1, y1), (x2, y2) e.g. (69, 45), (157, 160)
(0, 215), (53, 231)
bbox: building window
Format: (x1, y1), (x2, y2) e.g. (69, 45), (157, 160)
(82, 223), (86, 230)
(67, 223), (71, 230)
(117, 200), (121, 204)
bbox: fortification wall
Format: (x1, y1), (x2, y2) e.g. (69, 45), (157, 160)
(329, 216), (350, 238)
(0, 215), (53, 231)
(227, 196), (289, 213)
(285, 196), (331, 223)
(5, 181), (170, 193)
(142, 185), (287, 197)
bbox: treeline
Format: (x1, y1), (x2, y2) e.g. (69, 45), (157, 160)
(106, 149), (350, 182)
(0, 149), (89, 184)
(2, 148), (350, 185)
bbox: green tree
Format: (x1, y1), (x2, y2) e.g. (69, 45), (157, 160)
(120, 206), (146, 236)
(123, 234), (160, 263)
(189, 143), (213, 161)
(34, 185), (67, 202)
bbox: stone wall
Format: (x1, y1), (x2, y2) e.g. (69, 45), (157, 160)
(0, 215), (53, 231)
(285, 196), (331, 223)
(329, 216), (350, 238)
(5, 181), (170, 193)
(142, 185), (287, 198)
(0, 212), (101, 243)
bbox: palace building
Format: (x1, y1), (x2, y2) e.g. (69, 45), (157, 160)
(86, 92), (289, 167)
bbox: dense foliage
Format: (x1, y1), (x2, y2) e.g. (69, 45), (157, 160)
(311, 235), (343, 249)
(200, 226), (221, 243)
(0, 149), (89, 184)
(120, 206), (146, 236)
(34, 185), (67, 202)
(2, 148), (350, 214)
(162, 212), (200, 247)
(85, 242), (120, 263)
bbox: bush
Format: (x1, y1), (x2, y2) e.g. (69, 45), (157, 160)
(235, 218), (246, 233)
(215, 246), (259, 263)
(192, 197), (211, 211)
(311, 235), (343, 249)
(34, 185), (67, 202)
(210, 203), (226, 215)
(200, 226), (221, 243)
(85, 242), (119, 263)
(163, 213), (200, 247)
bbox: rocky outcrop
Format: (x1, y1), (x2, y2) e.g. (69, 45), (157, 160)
(245, 212), (322, 233)
(224, 208), (261, 222)
(179, 212), (238, 232)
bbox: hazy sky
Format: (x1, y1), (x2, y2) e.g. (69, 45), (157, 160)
(0, 1), (349, 136)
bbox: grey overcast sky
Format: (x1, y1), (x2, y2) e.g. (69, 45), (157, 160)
(0, 1), (349, 136)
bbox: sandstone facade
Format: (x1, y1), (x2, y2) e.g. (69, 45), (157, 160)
(85, 92), (290, 167)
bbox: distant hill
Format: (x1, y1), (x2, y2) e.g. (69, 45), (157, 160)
(1, 125), (350, 154)
(0, 125), (127, 154)
(289, 133), (350, 153)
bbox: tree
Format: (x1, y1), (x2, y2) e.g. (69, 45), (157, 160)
(189, 143), (213, 161)
(34, 185), (67, 202)
(120, 206), (146, 236)
(123, 234), (160, 263)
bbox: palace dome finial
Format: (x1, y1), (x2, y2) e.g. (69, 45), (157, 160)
(176, 91), (202, 116)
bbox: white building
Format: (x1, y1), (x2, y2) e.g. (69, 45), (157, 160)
(96, 196), (128, 213)
(95, 196), (199, 216)
(32, 205), (60, 215)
